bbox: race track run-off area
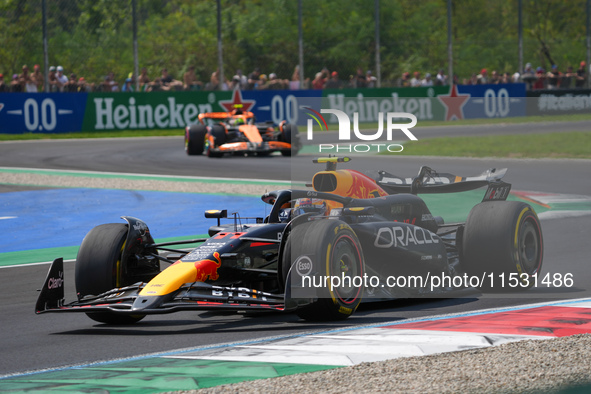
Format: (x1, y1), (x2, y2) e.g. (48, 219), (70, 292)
(3, 300), (591, 392)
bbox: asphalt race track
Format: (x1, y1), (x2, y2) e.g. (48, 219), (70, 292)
(0, 122), (590, 377)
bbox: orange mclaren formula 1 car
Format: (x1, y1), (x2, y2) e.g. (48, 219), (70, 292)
(184, 109), (301, 157)
(36, 157), (543, 324)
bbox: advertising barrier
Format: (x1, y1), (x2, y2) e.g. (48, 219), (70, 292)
(526, 88), (591, 116)
(0, 93), (87, 134)
(0, 83), (528, 134)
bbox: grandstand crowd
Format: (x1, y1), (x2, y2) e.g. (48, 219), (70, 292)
(1, 61), (588, 93)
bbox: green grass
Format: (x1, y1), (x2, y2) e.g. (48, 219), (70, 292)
(387, 131), (591, 159)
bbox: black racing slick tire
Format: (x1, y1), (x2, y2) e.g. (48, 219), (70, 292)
(75, 224), (149, 324)
(207, 125), (227, 158)
(283, 220), (364, 321)
(279, 124), (299, 157)
(462, 201), (543, 290)
(185, 124), (207, 155)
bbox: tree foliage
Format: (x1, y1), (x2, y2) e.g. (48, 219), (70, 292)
(0, 0), (588, 86)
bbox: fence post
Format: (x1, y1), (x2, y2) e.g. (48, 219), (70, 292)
(217, 0), (224, 91)
(447, 0), (453, 85)
(42, 0), (49, 92)
(375, 0), (381, 88)
(133, 0), (139, 91)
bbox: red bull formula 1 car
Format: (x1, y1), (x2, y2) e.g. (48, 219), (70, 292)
(36, 157), (543, 323)
(184, 109), (300, 157)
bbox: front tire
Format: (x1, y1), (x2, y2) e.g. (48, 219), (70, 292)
(185, 124), (206, 155)
(283, 220), (364, 321)
(462, 201), (543, 290)
(76, 224), (157, 324)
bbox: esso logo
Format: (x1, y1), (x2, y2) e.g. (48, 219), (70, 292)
(295, 256), (313, 276)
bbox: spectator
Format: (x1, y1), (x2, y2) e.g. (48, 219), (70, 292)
(257, 74), (268, 89)
(231, 69), (247, 90)
(421, 73), (433, 87)
(521, 62), (536, 89)
(32, 64), (44, 92)
(435, 69), (447, 85)
(324, 71), (342, 89)
(48, 66), (58, 92)
(64, 73), (78, 92)
(400, 72), (411, 87)
(533, 67), (546, 89)
(266, 73), (287, 89)
(247, 67), (262, 90)
(477, 68), (488, 84)
(207, 68), (228, 91)
(160, 68), (183, 91)
(546, 65), (561, 89)
(512, 72), (521, 83)
(523, 62), (534, 75)
(312, 72), (326, 89)
(366, 70), (377, 88)
(183, 65), (202, 91)
(0, 74), (7, 92)
(575, 61), (587, 88)
(77, 77), (92, 92)
(102, 71), (119, 92)
(562, 66), (575, 89)
(501, 72), (512, 84)
(206, 70), (218, 90)
(19, 65), (37, 92)
(10, 74), (22, 92)
(490, 70), (500, 84)
(55, 66), (68, 92)
(138, 67), (153, 91)
(410, 71), (421, 87)
(121, 77), (134, 92)
(290, 65), (301, 90)
(354, 67), (366, 88)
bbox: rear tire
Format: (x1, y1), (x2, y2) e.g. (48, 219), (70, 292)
(76, 224), (156, 324)
(185, 124), (206, 155)
(283, 220), (364, 321)
(207, 125), (227, 158)
(462, 201), (543, 290)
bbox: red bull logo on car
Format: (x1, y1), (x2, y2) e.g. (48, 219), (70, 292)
(194, 252), (222, 282)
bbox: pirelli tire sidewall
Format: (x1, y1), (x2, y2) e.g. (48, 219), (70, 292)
(462, 201), (543, 290)
(75, 223), (146, 324)
(286, 219), (365, 321)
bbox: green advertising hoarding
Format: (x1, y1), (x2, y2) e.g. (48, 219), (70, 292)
(82, 91), (232, 131)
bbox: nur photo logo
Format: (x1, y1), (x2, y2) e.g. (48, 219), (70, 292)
(304, 107), (418, 153)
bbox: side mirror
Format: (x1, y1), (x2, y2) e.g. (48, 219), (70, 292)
(205, 209), (227, 226)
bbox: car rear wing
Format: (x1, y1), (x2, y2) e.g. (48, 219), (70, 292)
(198, 112), (255, 123)
(377, 166), (511, 201)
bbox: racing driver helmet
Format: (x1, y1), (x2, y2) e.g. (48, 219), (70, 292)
(230, 117), (245, 126)
(293, 198), (328, 217)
